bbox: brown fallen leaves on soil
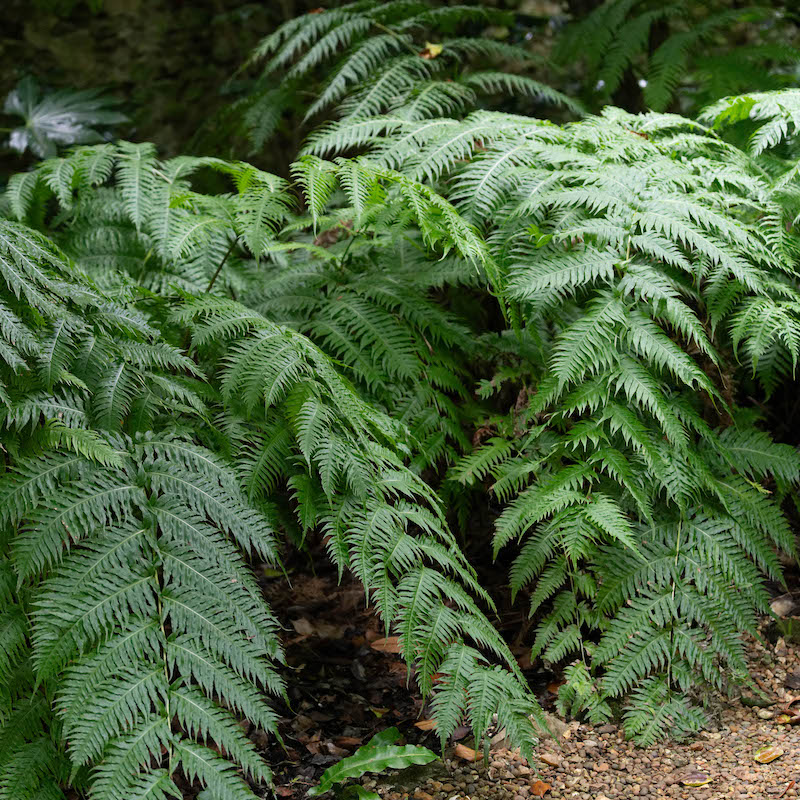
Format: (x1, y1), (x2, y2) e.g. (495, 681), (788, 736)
(371, 637), (402, 654)
(453, 744), (476, 762)
(530, 779), (551, 796)
(261, 561), (800, 800)
(754, 744), (784, 763)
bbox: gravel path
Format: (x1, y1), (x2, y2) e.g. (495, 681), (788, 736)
(366, 634), (800, 800)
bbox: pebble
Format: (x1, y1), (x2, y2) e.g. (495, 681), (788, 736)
(367, 634), (800, 800)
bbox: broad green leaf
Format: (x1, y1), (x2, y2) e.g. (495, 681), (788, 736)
(308, 734), (437, 797)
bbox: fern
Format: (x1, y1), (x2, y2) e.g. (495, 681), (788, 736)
(320, 95), (800, 742)
(8, 6), (800, 772)
(0, 134), (544, 797)
(202, 0), (579, 156)
(1, 434), (284, 800)
(555, 1), (800, 115)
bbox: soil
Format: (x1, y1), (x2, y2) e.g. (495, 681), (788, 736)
(374, 635), (800, 800)
(255, 554), (800, 800)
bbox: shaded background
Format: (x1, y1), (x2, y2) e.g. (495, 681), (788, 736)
(3, 0), (800, 176)
(0, 0), (576, 175)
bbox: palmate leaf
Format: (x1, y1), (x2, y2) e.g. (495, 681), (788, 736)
(3, 76), (127, 159)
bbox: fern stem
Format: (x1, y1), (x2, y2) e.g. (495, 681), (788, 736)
(337, 231), (356, 269)
(667, 518), (683, 692)
(368, 20), (420, 56)
(205, 237), (238, 293)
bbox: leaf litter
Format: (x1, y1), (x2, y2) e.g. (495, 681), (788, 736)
(248, 553), (800, 800)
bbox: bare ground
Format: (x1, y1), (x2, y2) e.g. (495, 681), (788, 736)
(258, 563), (800, 800)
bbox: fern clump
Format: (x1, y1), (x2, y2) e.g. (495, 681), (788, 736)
(3, 435), (283, 800)
(5, 1), (800, 783)
(320, 97), (800, 743)
(207, 0), (580, 155)
(0, 209), (283, 799)
(0, 139), (544, 799)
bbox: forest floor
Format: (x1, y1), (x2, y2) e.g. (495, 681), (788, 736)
(256, 557), (800, 800)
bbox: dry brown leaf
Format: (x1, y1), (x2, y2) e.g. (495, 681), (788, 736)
(514, 651), (533, 670)
(780, 781), (796, 797)
(414, 719), (437, 730)
(370, 636), (402, 653)
(453, 743), (476, 761)
(770, 594), (796, 617)
(324, 741), (350, 758)
(452, 724), (471, 741)
(530, 780), (551, 797)
(754, 744), (784, 763)
(292, 714), (314, 733)
(490, 728), (508, 748)
(291, 618), (314, 636)
(681, 770), (712, 787)
(334, 736), (362, 748)
(313, 227), (341, 247)
(314, 622), (345, 639)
